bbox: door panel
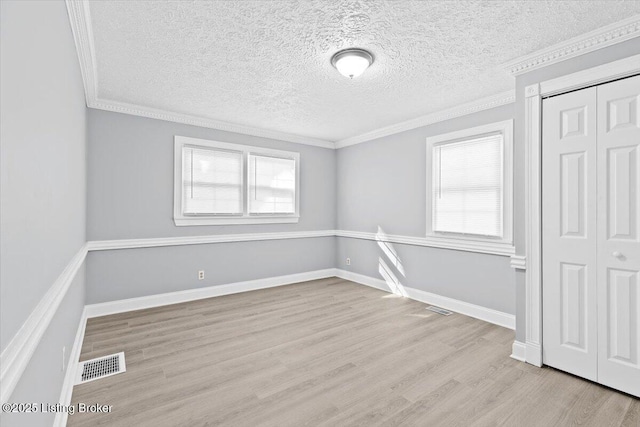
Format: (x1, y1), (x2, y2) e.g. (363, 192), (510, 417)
(542, 87), (598, 381)
(597, 75), (640, 397)
(560, 263), (588, 350)
(561, 152), (587, 237)
(608, 146), (637, 240)
(607, 95), (638, 131)
(607, 269), (638, 366)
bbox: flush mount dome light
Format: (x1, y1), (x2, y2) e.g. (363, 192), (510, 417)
(331, 48), (374, 79)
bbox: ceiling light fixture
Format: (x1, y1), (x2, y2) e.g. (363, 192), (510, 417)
(331, 48), (374, 79)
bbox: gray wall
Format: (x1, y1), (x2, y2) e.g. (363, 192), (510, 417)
(86, 109), (337, 302)
(336, 104), (516, 315)
(87, 109), (336, 240)
(87, 238), (334, 304)
(512, 39), (640, 342)
(0, 0), (87, 424)
(337, 237), (514, 314)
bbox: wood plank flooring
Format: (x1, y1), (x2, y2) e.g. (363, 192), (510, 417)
(68, 277), (639, 426)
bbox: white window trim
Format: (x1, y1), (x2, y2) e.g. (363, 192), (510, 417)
(174, 136), (300, 226)
(425, 120), (514, 254)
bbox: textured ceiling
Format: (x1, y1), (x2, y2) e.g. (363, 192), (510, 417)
(87, 1), (640, 142)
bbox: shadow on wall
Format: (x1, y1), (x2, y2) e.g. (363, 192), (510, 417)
(376, 226), (407, 297)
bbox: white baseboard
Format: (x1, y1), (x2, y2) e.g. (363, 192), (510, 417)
(85, 269), (338, 318)
(54, 308), (88, 427)
(0, 244), (88, 404)
(86, 267), (514, 328)
(403, 286), (515, 330)
(526, 341), (543, 367)
(334, 269), (515, 330)
(334, 269), (392, 293)
(511, 340), (527, 362)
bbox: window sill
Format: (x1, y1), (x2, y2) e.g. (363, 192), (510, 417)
(174, 216), (300, 226)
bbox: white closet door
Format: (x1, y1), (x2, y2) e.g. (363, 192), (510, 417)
(596, 75), (640, 397)
(542, 87), (598, 381)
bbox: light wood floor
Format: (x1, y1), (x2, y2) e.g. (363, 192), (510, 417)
(68, 277), (639, 426)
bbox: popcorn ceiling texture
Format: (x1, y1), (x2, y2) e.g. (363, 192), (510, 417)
(88, 1), (640, 141)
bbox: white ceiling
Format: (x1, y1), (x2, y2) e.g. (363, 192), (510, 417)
(85, 1), (640, 143)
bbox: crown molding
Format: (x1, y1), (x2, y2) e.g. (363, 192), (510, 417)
(65, 0), (335, 150)
(87, 98), (336, 149)
(334, 90), (515, 149)
(65, 0), (97, 105)
(503, 15), (640, 76)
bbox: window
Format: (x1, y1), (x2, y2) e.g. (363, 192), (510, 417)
(174, 136), (299, 225)
(182, 146), (243, 216)
(426, 120), (513, 253)
(248, 154), (296, 215)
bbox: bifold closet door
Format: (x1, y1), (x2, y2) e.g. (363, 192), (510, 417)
(542, 87), (599, 381)
(596, 75), (640, 397)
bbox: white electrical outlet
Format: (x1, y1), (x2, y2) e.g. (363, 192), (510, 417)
(198, 270), (205, 280)
(346, 258), (351, 266)
(62, 346), (66, 371)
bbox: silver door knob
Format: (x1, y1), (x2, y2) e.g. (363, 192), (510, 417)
(613, 251), (623, 258)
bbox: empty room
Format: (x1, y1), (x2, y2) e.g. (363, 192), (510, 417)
(2, 0), (640, 426)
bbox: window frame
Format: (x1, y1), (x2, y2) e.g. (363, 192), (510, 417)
(174, 135), (300, 226)
(425, 120), (514, 254)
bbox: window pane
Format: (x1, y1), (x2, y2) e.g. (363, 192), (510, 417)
(433, 134), (503, 237)
(248, 154), (296, 214)
(182, 146), (242, 214)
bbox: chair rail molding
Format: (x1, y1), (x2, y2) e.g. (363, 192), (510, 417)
(335, 230), (515, 257)
(522, 54), (640, 368)
(503, 15), (640, 76)
(87, 230), (336, 251)
(510, 255), (526, 270)
(87, 229), (515, 256)
(0, 245), (88, 403)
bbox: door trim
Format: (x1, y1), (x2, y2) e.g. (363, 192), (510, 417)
(524, 54), (640, 367)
